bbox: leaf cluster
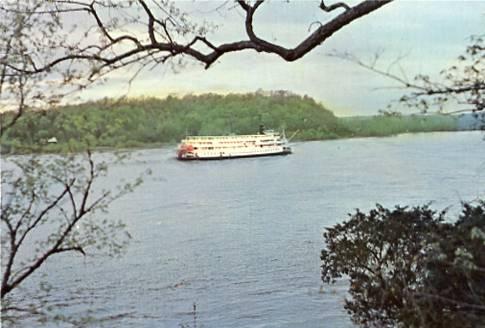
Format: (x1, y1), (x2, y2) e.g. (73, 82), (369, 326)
(0, 92), (346, 154)
(1, 151), (147, 323)
(321, 202), (485, 327)
(1, 92), (471, 155)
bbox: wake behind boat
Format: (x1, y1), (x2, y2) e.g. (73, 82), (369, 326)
(176, 128), (292, 160)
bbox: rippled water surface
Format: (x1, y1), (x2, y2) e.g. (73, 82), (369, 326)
(13, 132), (485, 327)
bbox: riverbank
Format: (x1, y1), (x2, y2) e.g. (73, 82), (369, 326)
(1, 93), (477, 155)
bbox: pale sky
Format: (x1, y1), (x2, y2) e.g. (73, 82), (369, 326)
(78, 0), (485, 116)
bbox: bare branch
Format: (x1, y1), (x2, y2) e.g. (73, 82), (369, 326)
(1, 180), (75, 297)
(328, 51), (421, 90)
(79, 150), (95, 215)
(320, 0), (351, 12)
(3, 0), (394, 74)
(138, 0), (158, 44)
(53, 246), (86, 256)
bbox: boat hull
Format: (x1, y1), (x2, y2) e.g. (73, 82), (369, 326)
(178, 148), (291, 161)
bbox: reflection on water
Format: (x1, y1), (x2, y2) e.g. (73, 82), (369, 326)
(10, 132), (485, 327)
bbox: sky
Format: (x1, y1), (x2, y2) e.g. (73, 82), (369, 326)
(79, 0), (485, 116)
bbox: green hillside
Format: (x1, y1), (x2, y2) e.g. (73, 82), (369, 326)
(0, 93), (345, 153)
(0, 92), (459, 154)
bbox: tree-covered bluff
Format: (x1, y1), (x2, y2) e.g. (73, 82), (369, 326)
(0, 92), (461, 154)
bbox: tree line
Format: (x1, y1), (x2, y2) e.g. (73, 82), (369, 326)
(0, 92), (463, 154)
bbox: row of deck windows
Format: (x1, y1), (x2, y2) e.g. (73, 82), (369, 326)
(186, 134), (280, 140)
(198, 148), (280, 156)
(193, 144), (279, 150)
(185, 140), (280, 145)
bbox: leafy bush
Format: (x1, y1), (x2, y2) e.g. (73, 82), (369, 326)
(321, 202), (485, 327)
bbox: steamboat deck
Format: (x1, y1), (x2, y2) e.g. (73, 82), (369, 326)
(176, 130), (291, 160)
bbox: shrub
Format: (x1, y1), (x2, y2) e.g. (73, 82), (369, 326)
(321, 202), (485, 327)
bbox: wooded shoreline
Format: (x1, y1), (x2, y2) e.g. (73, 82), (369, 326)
(1, 93), (479, 155)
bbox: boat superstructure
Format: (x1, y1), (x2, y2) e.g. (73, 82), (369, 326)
(177, 130), (292, 160)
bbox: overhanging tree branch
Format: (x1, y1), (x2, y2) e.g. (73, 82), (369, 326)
(3, 0), (394, 74)
(1, 152), (142, 300)
(329, 34), (485, 114)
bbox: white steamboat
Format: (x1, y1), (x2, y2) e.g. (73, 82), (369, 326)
(177, 129), (291, 160)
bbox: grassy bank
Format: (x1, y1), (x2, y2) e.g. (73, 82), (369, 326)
(1, 93), (460, 154)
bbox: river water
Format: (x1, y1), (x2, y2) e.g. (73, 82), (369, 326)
(9, 132), (485, 327)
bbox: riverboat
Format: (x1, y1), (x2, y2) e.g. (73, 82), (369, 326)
(176, 129), (292, 160)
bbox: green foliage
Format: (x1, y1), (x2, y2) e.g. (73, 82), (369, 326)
(0, 93), (464, 154)
(341, 114), (458, 137)
(321, 202), (485, 327)
(0, 93), (344, 153)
